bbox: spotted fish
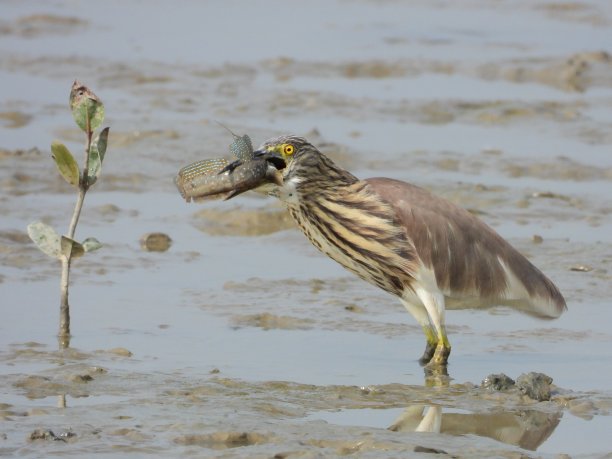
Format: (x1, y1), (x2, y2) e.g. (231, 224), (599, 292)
(175, 157), (282, 202)
(175, 128), (283, 202)
(175, 157), (230, 201)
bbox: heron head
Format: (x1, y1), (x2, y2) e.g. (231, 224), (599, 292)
(254, 135), (318, 168)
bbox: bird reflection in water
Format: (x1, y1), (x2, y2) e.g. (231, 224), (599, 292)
(389, 369), (562, 451)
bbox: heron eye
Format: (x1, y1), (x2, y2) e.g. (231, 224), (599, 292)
(283, 144), (295, 156)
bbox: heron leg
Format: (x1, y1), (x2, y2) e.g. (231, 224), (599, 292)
(415, 288), (451, 366)
(430, 338), (451, 366)
(419, 329), (438, 365)
(400, 299), (438, 364)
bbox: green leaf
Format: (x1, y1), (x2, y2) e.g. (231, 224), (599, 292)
(82, 237), (102, 253)
(51, 141), (80, 188)
(86, 127), (110, 187)
(96, 127), (110, 162)
(87, 143), (102, 187)
(60, 236), (85, 259)
(27, 222), (62, 259)
(69, 81), (105, 132)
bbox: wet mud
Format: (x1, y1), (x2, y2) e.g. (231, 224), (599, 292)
(2, 343), (610, 457)
(1, 0), (612, 457)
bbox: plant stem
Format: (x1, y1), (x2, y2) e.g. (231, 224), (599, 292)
(59, 255), (71, 342)
(58, 127), (92, 343)
(67, 187), (87, 239)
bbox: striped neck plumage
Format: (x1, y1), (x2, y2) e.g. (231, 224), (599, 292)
(283, 147), (359, 194)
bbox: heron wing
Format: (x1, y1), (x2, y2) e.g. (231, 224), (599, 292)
(365, 177), (566, 318)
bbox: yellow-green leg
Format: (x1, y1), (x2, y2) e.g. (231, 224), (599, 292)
(415, 288), (451, 366)
(401, 298), (444, 365)
(419, 325), (438, 365)
(428, 329), (451, 366)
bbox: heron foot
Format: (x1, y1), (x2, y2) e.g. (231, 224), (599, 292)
(418, 341), (437, 366)
(427, 344), (451, 366)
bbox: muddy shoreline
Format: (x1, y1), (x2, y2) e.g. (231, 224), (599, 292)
(1, 1), (612, 457)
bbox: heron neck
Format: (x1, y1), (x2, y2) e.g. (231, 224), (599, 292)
(286, 152), (359, 193)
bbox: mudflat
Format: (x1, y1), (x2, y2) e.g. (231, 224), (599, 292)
(1, 1), (611, 457)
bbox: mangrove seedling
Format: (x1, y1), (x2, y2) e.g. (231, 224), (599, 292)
(27, 81), (109, 347)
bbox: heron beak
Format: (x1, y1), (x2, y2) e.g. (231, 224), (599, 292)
(257, 150), (285, 187)
(253, 149), (287, 170)
(219, 150), (286, 175)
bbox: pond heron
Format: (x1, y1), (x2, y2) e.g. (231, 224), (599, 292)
(254, 135), (567, 366)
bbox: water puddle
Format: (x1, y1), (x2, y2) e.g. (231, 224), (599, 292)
(306, 405), (612, 456)
(1, 0), (612, 457)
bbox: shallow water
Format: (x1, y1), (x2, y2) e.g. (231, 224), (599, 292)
(1, 1), (612, 457)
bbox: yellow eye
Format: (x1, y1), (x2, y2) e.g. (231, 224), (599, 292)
(283, 144), (295, 156)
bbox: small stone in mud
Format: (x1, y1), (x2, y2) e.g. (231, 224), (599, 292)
(140, 232), (172, 252)
(570, 264), (593, 272)
(29, 429), (63, 442)
(481, 373), (515, 391)
(210, 368), (220, 374)
(532, 234), (543, 244)
(516, 372), (553, 401)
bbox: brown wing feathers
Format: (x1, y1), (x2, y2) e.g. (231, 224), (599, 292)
(365, 177), (566, 318)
